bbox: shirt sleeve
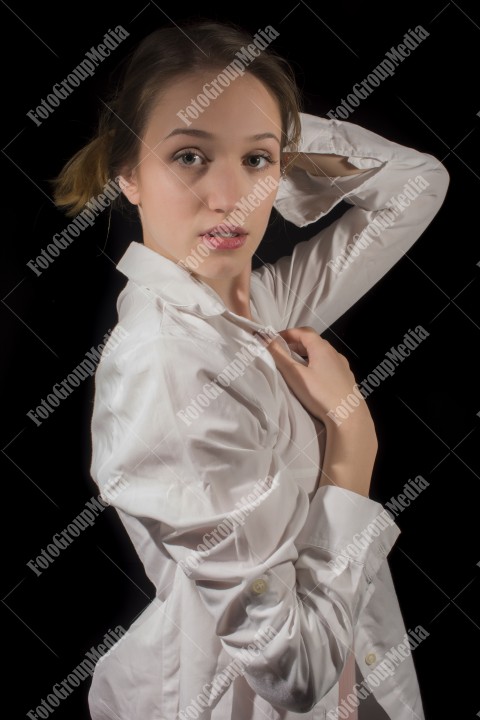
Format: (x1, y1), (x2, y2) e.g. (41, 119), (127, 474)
(90, 332), (400, 713)
(262, 112), (450, 332)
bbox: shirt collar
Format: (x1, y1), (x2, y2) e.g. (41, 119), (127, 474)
(116, 241), (228, 317)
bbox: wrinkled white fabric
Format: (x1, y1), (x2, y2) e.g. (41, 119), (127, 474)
(88, 112), (449, 719)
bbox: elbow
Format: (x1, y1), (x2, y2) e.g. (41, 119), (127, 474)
(253, 685), (318, 714)
(418, 152), (450, 208)
(246, 673), (327, 714)
(431, 156), (450, 205)
(288, 690), (319, 714)
(273, 683), (318, 714)
(242, 626), (345, 714)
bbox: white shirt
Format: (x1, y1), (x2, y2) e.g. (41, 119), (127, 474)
(87, 112), (449, 720)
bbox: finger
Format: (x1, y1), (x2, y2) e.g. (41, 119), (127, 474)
(285, 340), (308, 357)
(255, 333), (301, 370)
(262, 331), (306, 358)
(276, 327), (319, 355)
(277, 326), (317, 339)
(255, 331), (289, 356)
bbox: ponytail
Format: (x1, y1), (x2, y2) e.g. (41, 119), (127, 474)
(52, 129), (113, 217)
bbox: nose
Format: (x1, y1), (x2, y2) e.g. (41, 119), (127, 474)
(202, 160), (248, 214)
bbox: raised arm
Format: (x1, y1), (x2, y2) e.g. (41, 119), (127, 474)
(257, 112), (450, 332)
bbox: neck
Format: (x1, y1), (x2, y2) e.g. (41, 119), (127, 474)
(194, 263), (253, 320)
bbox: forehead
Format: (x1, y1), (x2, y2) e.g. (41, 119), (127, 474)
(144, 71), (282, 143)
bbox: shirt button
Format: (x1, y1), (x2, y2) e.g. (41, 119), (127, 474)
(365, 652), (377, 666)
(250, 579), (268, 595)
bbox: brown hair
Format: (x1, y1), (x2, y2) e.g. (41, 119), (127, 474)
(53, 20), (302, 217)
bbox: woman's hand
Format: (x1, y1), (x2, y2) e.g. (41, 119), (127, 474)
(260, 326), (377, 496)
(260, 327), (368, 426)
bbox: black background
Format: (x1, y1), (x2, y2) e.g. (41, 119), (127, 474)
(2, 1), (479, 718)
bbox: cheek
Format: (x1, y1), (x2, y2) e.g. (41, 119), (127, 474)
(142, 168), (198, 214)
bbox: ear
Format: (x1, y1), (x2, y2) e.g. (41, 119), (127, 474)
(118, 170), (141, 206)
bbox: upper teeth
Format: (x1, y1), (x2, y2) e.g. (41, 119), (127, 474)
(209, 232), (238, 237)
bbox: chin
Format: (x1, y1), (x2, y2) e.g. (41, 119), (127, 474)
(196, 256), (247, 276)
(195, 266), (241, 280)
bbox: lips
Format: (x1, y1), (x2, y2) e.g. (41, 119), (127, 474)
(201, 224), (247, 237)
(199, 224), (248, 250)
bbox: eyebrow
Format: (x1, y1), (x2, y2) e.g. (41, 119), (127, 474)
(164, 128), (281, 144)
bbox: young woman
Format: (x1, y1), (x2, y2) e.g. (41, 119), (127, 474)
(54, 19), (449, 720)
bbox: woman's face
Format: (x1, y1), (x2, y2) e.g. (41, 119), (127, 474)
(120, 71), (283, 280)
